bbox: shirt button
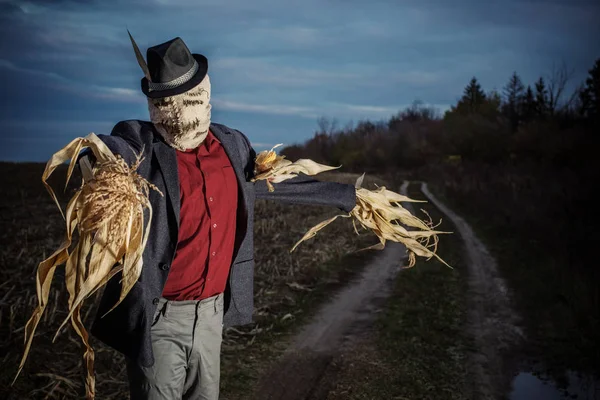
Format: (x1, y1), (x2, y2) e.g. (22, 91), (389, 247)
(209, 197), (214, 202)
(213, 223), (217, 228)
(152, 298), (159, 305)
(212, 251), (216, 257)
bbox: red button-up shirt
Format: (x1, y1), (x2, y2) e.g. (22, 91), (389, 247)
(162, 130), (238, 301)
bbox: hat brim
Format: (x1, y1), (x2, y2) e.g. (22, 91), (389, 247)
(141, 53), (208, 98)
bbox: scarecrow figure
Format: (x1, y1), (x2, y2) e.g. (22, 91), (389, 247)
(15, 35), (446, 400)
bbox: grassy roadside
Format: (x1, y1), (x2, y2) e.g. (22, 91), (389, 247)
(323, 181), (472, 400)
(426, 167), (600, 380)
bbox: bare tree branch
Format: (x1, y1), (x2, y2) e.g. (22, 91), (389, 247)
(566, 83), (585, 114)
(546, 61), (574, 115)
(316, 116), (338, 136)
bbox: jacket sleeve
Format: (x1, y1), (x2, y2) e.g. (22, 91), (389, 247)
(235, 129), (357, 213)
(255, 174), (357, 213)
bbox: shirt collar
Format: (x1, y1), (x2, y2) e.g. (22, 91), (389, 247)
(206, 129), (220, 147)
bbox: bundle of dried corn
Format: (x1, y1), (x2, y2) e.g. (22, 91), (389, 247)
(252, 144), (340, 191)
(253, 145), (450, 267)
(291, 174), (450, 267)
(292, 174), (450, 267)
(13, 133), (161, 399)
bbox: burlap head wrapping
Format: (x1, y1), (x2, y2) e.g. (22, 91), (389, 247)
(147, 74), (212, 151)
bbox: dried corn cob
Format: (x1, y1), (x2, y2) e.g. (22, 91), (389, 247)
(252, 144), (340, 191)
(13, 133), (161, 399)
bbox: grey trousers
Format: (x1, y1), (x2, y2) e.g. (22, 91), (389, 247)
(127, 293), (224, 400)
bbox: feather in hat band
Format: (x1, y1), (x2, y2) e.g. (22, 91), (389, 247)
(147, 60), (199, 92)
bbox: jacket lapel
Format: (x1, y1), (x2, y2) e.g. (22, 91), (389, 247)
(153, 140), (180, 228)
(210, 124), (246, 184)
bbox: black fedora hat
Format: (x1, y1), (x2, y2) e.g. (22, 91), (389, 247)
(136, 37), (208, 98)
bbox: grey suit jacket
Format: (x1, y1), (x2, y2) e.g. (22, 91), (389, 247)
(87, 120), (356, 367)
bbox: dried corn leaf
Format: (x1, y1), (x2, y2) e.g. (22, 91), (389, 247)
(292, 175), (451, 268)
(252, 144), (340, 190)
(14, 133), (161, 400)
(290, 214), (350, 252)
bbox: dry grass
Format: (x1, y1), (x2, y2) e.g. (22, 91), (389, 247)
(0, 163), (387, 399)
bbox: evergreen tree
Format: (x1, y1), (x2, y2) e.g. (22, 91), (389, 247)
(487, 89), (502, 111)
(522, 85), (536, 122)
(580, 58), (600, 119)
(455, 77), (487, 113)
(503, 71), (525, 131)
(535, 77), (549, 117)
(482, 89), (502, 117)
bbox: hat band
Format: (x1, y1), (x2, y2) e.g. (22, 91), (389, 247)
(148, 60), (199, 92)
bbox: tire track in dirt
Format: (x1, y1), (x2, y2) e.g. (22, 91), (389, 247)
(420, 182), (523, 399)
(254, 182), (411, 400)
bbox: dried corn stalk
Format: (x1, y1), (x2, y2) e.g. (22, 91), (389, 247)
(252, 144), (340, 191)
(291, 174), (451, 268)
(13, 133), (161, 400)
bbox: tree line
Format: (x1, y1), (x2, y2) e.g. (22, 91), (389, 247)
(281, 58), (600, 172)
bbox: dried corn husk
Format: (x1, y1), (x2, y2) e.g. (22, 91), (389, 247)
(13, 133), (161, 399)
(292, 174), (451, 268)
(252, 144), (340, 191)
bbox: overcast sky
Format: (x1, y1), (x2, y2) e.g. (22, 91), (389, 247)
(1, 0), (599, 161)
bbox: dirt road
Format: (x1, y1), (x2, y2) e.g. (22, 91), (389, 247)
(254, 181), (522, 399)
